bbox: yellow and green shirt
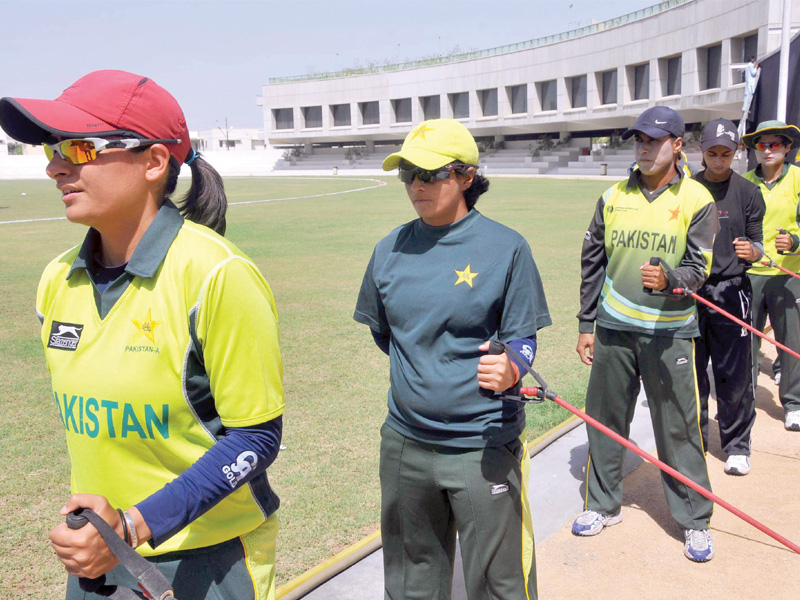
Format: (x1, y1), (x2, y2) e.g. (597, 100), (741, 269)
(36, 202), (284, 556)
(744, 163), (800, 276)
(578, 170), (718, 337)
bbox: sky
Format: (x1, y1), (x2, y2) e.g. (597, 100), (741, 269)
(1, 0), (661, 131)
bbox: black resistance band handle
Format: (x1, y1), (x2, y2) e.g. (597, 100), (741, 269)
(66, 509), (174, 600)
(479, 340), (506, 397)
(778, 228), (788, 255)
(642, 256), (661, 294)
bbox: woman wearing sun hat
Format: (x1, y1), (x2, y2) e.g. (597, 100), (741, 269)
(0, 70), (284, 599)
(692, 118), (765, 476)
(354, 118), (550, 599)
(742, 120), (800, 432)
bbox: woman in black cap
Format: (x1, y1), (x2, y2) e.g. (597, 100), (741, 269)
(693, 118), (765, 476)
(573, 106), (719, 562)
(0, 71), (284, 600)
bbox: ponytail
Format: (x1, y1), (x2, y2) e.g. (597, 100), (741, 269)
(163, 155), (228, 235)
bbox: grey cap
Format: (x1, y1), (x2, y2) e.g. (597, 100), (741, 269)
(701, 119), (739, 152)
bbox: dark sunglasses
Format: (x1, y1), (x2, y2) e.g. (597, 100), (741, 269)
(755, 141), (786, 151)
(398, 162), (471, 184)
(44, 137), (180, 165)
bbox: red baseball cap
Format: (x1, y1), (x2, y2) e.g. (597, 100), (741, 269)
(0, 70), (191, 164)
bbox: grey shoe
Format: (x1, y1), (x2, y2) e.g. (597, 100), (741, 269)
(724, 455), (750, 476)
(571, 510), (622, 536)
(684, 529), (714, 562)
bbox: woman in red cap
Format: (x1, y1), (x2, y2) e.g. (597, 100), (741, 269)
(0, 71), (284, 599)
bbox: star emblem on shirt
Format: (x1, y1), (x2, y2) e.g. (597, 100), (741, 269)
(131, 309), (159, 345)
(454, 264), (479, 288)
(410, 123), (433, 141)
(668, 207), (680, 221)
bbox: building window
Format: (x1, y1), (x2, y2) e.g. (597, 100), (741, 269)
(360, 101), (379, 125)
(699, 44), (722, 90)
(478, 88), (498, 117)
(331, 104), (351, 127)
(273, 108), (293, 130)
(666, 56), (681, 96)
(302, 106), (322, 128)
(421, 95), (441, 120)
(569, 75), (587, 108)
(392, 98), (411, 123)
(450, 92), (469, 119)
(599, 70), (617, 105)
(633, 63), (649, 100)
(218, 139), (237, 148)
(535, 81), (554, 112)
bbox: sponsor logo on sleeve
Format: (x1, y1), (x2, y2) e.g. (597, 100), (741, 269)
(48, 322), (84, 351)
(222, 451), (259, 488)
(676, 356), (689, 366)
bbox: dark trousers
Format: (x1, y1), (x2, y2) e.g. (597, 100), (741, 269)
(584, 326), (713, 530)
(695, 275), (756, 455)
(749, 273), (800, 414)
(379, 424), (536, 600)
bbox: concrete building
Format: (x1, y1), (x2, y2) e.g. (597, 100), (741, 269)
(259, 0), (799, 152)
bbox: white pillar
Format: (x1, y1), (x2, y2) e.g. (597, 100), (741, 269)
(777, 0), (792, 121)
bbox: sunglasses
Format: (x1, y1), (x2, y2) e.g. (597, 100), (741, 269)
(755, 141), (786, 151)
(44, 137), (180, 165)
(398, 162), (471, 184)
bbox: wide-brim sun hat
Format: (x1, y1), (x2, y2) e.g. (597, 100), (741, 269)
(0, 70), (192, 164)
(742, 120), (800, 149)
(383, 119), (479, 171)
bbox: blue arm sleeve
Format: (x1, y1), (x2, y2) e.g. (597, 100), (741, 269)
(371, 328), (391, 355)
(136, 416), (282, 548)
(507, 336), (537, 383)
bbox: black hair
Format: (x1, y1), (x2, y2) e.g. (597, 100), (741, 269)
(464, 172), (490, 210)
(168, 155), (227, 236)
(133, 144), (227, 235)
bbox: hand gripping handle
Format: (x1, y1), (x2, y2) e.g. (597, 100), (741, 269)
(479, 340), (506, 398)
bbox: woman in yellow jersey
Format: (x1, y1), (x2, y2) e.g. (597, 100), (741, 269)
(742, 121), (800, 432)
(573, 106), (719, 562)
(0, 71), (284, 599)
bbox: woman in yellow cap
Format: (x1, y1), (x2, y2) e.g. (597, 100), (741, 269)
(354, 118), (550, 599)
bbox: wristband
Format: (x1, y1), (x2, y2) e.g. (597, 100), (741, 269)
(116, 508), (130, 546)
(122, 511), (138, 548)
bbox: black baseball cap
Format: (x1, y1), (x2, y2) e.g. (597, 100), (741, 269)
(622, 106), (685, 140)
(701, 119), (739, 151)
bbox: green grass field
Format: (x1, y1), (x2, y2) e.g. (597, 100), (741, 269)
(0, 175), (609, 595)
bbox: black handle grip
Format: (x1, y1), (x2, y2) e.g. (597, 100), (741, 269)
(479, 340), (505, 397)
(66, 509), (89, 530)
(643, 257), (661, 294)
(778, 229), (788, 255)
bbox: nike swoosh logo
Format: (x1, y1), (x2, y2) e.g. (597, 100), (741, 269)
(654, 120), (667, 124)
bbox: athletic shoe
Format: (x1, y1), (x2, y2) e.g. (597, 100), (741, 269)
(786, 411), (800, 431)
(774, 371), (781, 385)
(684, 529), (714, 562)
(571, 510), (622, 536)
(724, 455), (751, 476)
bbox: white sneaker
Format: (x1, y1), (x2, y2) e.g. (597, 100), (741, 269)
(774, 371), (781, 385)
(684, 529), (714, 562)
(786, 411), (800, 431)
(571, 510), (622, 536)
(724, 455), (750, 476)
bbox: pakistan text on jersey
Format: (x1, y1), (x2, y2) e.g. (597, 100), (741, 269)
(54, 391), (169, 439)
(609, 229), (677, 254)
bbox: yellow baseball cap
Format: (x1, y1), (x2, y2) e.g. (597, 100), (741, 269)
(382, 119), (479, 171)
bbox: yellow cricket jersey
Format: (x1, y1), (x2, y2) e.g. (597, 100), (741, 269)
(591, 175), (716, 337)
(36, 202), (284, 556)
(744, 163), (800, 276)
